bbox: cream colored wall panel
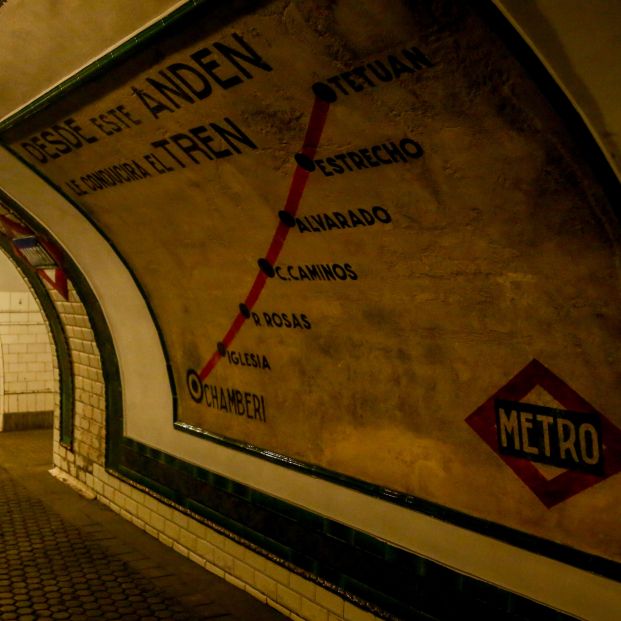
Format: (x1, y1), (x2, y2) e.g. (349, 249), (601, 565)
(0, 0), (184, 119)
(496, 0), (621, 179)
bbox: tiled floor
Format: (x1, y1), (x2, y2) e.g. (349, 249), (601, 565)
(0, 429), (286, 621)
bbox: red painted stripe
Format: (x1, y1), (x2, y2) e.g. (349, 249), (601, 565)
(198, 96), (331, 380)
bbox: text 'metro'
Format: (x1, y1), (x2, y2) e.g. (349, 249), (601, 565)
(495, 399), (603, 475)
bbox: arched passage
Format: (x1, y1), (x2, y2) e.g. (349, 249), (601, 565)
(0, 248), (56, 433)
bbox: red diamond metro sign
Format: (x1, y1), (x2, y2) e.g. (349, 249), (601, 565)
(466, 359), (621, 508)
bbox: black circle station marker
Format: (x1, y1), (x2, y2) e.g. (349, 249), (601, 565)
(278, 210), (296, 228)
(239, 303), (251, 318)
(217, 342), (227, 356)
(186, 369), (204, 403)
(294, 153), (316, 172)
(312, 81), (337, 103)
(257, 258), (275, 278)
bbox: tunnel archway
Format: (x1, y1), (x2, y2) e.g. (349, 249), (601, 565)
(0, 247), (56, 433)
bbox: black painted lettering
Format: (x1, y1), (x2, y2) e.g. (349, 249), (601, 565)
(190, 49), (243, 90)
(358, 209), (375, 225)
(335, 153), (353, 171)
(402, 46), (434, 70)
(151, 138), (187, 168)
(333, 212), (350, 228)
(90, 116), (115, 136)
(371, 145), (392, 164)
(310, 215), (326, 231)
(383, 142), (407, 163)
(144, 154), (167, 174)
(21, 141), (48, 163)
(211, 118), (257, 153)
(212, 33), (273, 78)
(65, 118), (98, 144)
(347, 152), (368, 170)
(29, 137), (56, 161)
(400, 138), (424, 159)
(341, 71), (364, 92)
(332, 264), (347, 280)
(170, 133), (212, 163)
(325, 157), (344, 174)
(167, 62), (213, 99)
(359, 148), (380, 167)
(315, 159), (333, 176)
(147, 74), (195, 108)
(352, 66), (375, 87)
(296, 218), (312, 233)
(344, 263), (358, 280)
(252, 394), (262, 419)
(132, 86), (175, 119)
(320, 264), (336, 280)
(275, 266), (289, 280)
(306, 265), (321, 280)
(40, 132), (71, 157)
(367, 60), (393, 82)
(51, 123), (82, 148)
(387, 54), (414, 78)
(323, 214), (339, 230)
(115, 105), (142, 126)
(326, 75), (348, 95)
(372, 206), (392, 223)
(348, 210), (364, 227)
(42, 130), (72, 155)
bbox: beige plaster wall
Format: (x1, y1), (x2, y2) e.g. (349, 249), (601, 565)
(497, 0), (621, 179)
(0, 0), (183, 120)
(1, 0), (619, 184)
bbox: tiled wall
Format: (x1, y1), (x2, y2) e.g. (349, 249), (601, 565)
(48, 285), (105, 473)
(91, 464), (380, 621)
(47, 283), (373, 621)
(0, 290), (55, 431)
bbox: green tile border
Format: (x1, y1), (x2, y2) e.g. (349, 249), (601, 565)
(115, 436), (579, 621)
(0, 187), (123, 454)
(0, 4), (617, 618)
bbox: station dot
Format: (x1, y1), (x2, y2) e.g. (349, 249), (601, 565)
(239, 303), (251, 318)
(278, 210), (296, 227)
(312, 81), (338, 103)
(257, 258), (275, 278)
(186, 369), (203, 403)
(217, 342), (227, 356)
(294, 153), (316, 172)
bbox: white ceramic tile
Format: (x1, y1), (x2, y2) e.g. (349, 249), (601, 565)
(0, 293), (11, 311)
